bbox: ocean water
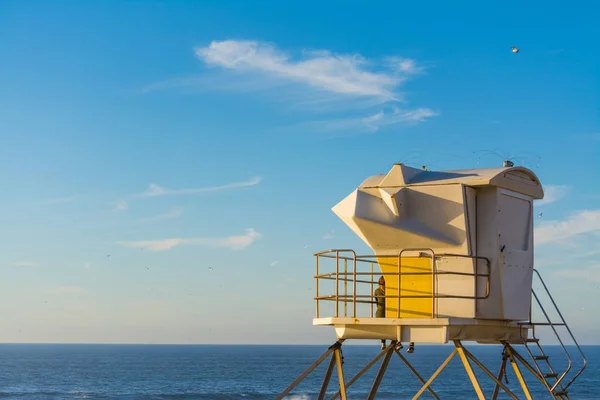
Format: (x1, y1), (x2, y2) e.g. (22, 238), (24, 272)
(0, 344), (596, 399)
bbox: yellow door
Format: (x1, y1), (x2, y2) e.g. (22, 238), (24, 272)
(376, 256), (433, 318)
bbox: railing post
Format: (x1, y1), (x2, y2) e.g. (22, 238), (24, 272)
(335, 251), (340, 317)
(397, 254), (401, 318)
(316, 254), (320, 318)
(431, 254), (435, 318)
(344, 258), (348, 317)
(353, 255), (357, 318)
(370, 262), (374, 318)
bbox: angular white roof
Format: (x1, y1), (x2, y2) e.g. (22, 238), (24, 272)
(359, 164), (544, 199)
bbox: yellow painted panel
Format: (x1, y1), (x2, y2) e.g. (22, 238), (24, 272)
(376, 256), (433, 318)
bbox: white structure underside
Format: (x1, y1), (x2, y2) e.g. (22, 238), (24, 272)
(314, 317), (527, 344)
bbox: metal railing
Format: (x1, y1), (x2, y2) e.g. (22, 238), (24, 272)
(314, 248), (491, 319)
(520, 269), (587, 395)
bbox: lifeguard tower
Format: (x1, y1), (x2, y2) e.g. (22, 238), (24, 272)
(277, 163), (586, 399)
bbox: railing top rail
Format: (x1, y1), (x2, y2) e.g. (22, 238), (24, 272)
(313, 249), (358, 257)
(315, 249), (491, 267)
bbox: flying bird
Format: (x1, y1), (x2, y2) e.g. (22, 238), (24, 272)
(512, 46), (520, 53)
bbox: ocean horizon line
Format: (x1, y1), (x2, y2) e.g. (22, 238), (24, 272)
(0, 342), (595, 346)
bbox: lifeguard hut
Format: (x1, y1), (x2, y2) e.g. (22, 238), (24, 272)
(277, 163), (586, 399)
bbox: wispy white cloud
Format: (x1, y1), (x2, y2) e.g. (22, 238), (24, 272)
(193, 40), (438, 133)
(196, 40), (403, 100)
(270, 260), (279, 267)
(45, 194), (86, 204)
(536, 185), (569, 206)
(45, 286), (84, 295)
(135, 176), (261, 198)
(136, 207), (183, 224)
(323, 230), (335, 240)
(384, 57), (427, 75)
(13, 261), (40, 267)
(575, 249), (600, 258)
(535, 228), (599, 269)
(553, 263), (600, 283)
(115, 199), (129, 211)
(84, 262), (91, 269)
(535, 210), (600, 245)
(119, 238), (184, 252)
(301, 107), (437, 134)
(146, 40), (436, 135)
(117, 228), (262, 252)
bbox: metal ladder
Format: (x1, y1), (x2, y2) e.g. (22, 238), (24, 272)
(519, 269), (586, 399)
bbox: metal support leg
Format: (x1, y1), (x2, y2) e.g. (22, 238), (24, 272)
(318, 355), (336, 400)
(460, 345), (518, 399)
(367, 341), (395, 400)
(491, 349), (509, 400)
(329, 342), (396, 400)
(334, 347), (347, 400)
(276, 340), (344, 400)
(505, 346), (534, 400)
(395, 349), (440, 400)
(412, 348), (457, 399)
(454, 341), (486, 400)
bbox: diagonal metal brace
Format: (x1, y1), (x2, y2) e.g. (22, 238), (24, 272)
(328, 342), (397, 400)
(319, 354), (337, 400)
(367, 341), (396, 400)
(412, 348), (458, 399)
(394, 349), (440, 399)
(492, 346), (509, 400)
(459, 344), (519, 399)
(276, 340), (344, 400)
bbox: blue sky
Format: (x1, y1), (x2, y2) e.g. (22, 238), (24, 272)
(0, 0), (598, 344)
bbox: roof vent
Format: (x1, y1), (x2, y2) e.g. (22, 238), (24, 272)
(503, 160), (514, 168)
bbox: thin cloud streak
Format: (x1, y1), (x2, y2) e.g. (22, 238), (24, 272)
(115, 199), (129, 211)
(384, 56), (428, 75)
(535, 210), (600, 245)
(135, 176), (262, 198)
(301, 107), (437, 134)
(136, 207), (184, 224)
(323, 230), (335, 240)
(13, 261), (40, 267)
(45, 286), (84, 295)
(553, 264), (600, 283)
(45, 194), (86, 204)
(117, 228), (262, 252)
(536, 185), (569, 206)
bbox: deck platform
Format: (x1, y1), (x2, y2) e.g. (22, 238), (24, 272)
(314, 317), (528, 344)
